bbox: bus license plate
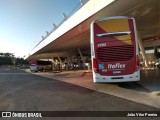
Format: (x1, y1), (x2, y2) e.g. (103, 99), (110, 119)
(113, 71), (121, 74)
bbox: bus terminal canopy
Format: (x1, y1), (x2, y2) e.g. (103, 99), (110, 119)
(26, 0), (160, 60)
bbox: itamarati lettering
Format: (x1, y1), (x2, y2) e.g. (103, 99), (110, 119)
(108, 63), (125, 69)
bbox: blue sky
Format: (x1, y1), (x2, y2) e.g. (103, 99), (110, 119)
(0, 0), (80, 57)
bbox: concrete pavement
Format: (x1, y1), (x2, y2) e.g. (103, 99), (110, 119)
(24, 69), (160, 109)
(1, 68), (160, 120)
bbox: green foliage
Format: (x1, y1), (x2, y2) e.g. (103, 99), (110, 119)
(0, 56), (13, 65)
(15, 58), (28, 65)
(0, 52), (28, 66)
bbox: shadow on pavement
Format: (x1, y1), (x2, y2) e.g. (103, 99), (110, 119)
(116, 82), (151, 92)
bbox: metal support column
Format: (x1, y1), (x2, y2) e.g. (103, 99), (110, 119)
(58, 56), (63, 70)
(137, 32), (149, 67)
(80, 0), (84, 5)
(64, 57), (68, 70)
(78, 48), (85, 69)
(63, 13), (68, 21)
(52, 57), (55, 70)
(58, 56), (62, 65)
(66, 56), (72, 70)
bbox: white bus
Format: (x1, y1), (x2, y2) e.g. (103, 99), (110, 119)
(29, 60), (52, 72)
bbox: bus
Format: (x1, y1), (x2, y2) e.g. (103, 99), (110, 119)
(29, 60), (52, 72)
(90, 16), (140, 82)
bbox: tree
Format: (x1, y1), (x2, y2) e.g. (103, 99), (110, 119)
(15, 57), (28, 65)
(0, 52), (28, 66)
(0, 52), (14, 57)
(0, 56), (13, 65)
